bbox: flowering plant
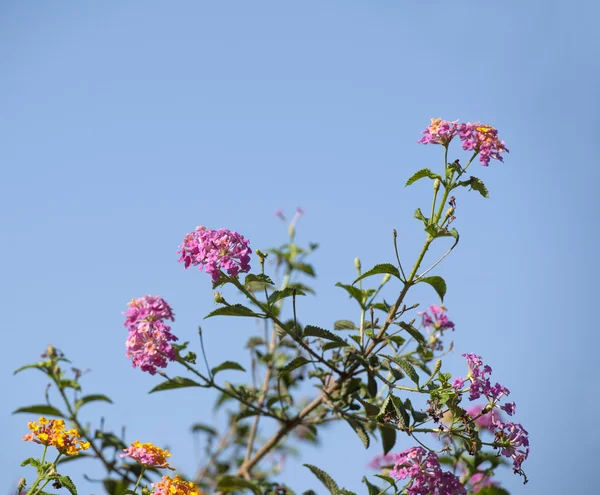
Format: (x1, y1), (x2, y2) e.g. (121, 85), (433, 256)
(13, 119), (526, 495)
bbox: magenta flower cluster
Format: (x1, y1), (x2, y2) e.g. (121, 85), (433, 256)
(178, 226), (252, 282)
(420, 305), (455, 333)
(453, 354), (529, 476)
(418, 118), (509, 166)
(123, 295), (178, 375)
(390, 447), (466, 495)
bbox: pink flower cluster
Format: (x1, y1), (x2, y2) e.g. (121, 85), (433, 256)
(120, 440), (174, 469)
(390, 447), (466, 495)
(465, 471), (498, 493)
(418, 118), (508, 166)
(123, 296), (177, 375)
(420, 305), (455, 333)
(178, 226), (252, 282)
(453, 354), (529, 476)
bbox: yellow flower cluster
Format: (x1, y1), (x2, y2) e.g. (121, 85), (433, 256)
(152, 475), (203, 495)
(23, 417), (91, 456)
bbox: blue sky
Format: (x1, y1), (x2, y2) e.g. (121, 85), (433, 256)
(1, 1), (599, 494)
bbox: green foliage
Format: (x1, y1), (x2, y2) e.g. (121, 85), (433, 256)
(405, 168), (442, 186)
(148, 377), (204, 393)
(13, 405), (65, 417)
(352, 263), (401, 285)
(303, 464), (340, 495)
(212, 361), (246, 375)
(205, 304), (264, 319)
(417, 275), (447, 302)
(303, 325), (345, 343)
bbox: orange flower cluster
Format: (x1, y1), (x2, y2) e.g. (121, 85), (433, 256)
(152, 475), (203, 495)
(23, 417), (91, 456)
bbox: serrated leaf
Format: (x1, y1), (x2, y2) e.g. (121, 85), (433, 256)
(393, 357), (420, 386)
(352, 394), (380, 417)
(334, 320), (357, 330)
(304, 464), (340, 495)
(390, 395), (411, 426)
(322, 341), (349, 351)
(74, 394), (113, 413)
(288, 282), (316, 295)
(303, 325), (345, 343)
(59, 476), (77, 495)
(216, 476), (261, 495)
(212, 361), (246, 375)
(405, 168), (442, 186)
(268, 287), (306, 305)
(458, 176), (490, 198)
(398, 322), (427, 347)
(379, 425), (397, 455)
(244, 273), (275, 291)
(279, 356), (311, 376)
(353, 264), (401, 285)
(13, 405), (65, 418)
(344, 418), (370, 448)
(335, 283), (367, 307)
(417, 275), (447, 302)
(149, 377), (203, 393)
(204, 304), (263, 319)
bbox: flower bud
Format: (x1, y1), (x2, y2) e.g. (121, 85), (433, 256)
(382, 273), (391, 284)
(444, 206), (455, 219)
(354, 257), (361, 272)
(17, 479), (26, 491)
(214, 292), (225, 304)
(433, 178), (441, 192)
(46, 344), (56, 358)
(256, 249), (268, 261)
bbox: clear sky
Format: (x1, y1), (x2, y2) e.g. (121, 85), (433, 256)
(1, 1), (599, 494)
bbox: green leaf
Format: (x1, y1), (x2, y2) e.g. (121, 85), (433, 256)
(405, 168), (442, 187)
(291, 262), (316, 277)
(374, 474), (397, 489)
(398, 322), (427, 347)
(204, 304), (263, 319)
(322, 341), (349, 351)
(268, 287), (306, 305)
(414, 208), (429, 225)
(21, 457), (41, 468)
(379, 425), (397, 455)
(212, 361), (246, 375)
(244, 273), (275, 291)
(74, 394), (113, 413)
(59, 476), (77, 495)
(279, 357), (311, 376)
(417, 275), (447, 302)
(216, 476), (261, 495)
(392, 357), (420, 386)
(334, 320), (357, 330)
(390, 395), (411, 427)
(149, 377), (203, 393)
(288, 282), (316, 295)
(353, 264), (401, 285)
(13, 363), (44, 375)
(458, 176), (490, 198)
(303, 325), (345, 343)
(362, 477), (383, 495)
(303, 464), (340, 495)
(352, 394), (380, 417)
(191, 423), (217, 436)
(335, 283), (367, 307)
(344, 418), (370, 448)
(13, 405), (65, 418)
(476, 488), (510, 495)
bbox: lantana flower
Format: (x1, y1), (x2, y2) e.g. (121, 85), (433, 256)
(390, 447), (466, 495)
(152, 475), (202, 495)
(120, 440), (174, 469)
(178, 226), (251, 282)
(418, 118), (508, 166)
(23, 417), (90, 456)
(124, 296), (178, 375)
